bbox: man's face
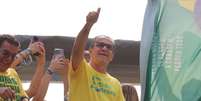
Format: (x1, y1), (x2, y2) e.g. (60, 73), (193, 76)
(0, 41), (19, 72)
(90, 37), (114, 64)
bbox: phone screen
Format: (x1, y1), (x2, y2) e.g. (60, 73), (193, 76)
(33, 36), (39, 42)
(53, 48), (65, 59)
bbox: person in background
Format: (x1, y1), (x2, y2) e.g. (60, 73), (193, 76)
(32, 53), (69, 101)
(10, 36), (69, 101)
(121, 83), (139, 101)
(69, 8), (125, 101)
(84, 50), (90, 62)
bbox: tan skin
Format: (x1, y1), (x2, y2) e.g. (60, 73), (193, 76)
(89, 38), (114, 73)
(32, 56), (69, 101)
(25, 42), (46, 98)
(10, 40), (69, 101)
(0, 41), (28, 101)
(71, 8), (101, 71)
(10, 40), (46, 98)
(0, 40), (46, 101)
(69, 8), (127, 101)
(70, 8), (125, 101)
(11, 41), (44, 68)
(0, 41), (20, 72)
(71, 8), (114, 74)
(9, 39), (69, 101)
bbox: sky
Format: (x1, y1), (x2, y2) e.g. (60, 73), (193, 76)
(0, 0), (147, 41)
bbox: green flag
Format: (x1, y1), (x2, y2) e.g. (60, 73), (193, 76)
(141, 0), (201, 101)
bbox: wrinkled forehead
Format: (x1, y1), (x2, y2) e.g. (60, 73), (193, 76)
(94, 36), (114, 45)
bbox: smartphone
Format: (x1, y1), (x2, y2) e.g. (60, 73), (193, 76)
(32, 36), (39, 42)
(53, 48), (65, 59)
(32, 36), (41, 56)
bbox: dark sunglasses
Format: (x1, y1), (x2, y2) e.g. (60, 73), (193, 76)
(0, 48), (17, 60)
(95, 42), (114, 50)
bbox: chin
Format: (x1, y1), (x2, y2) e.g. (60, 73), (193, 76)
(0, 65), (10, 72)
(97, 58), (109, 64)
(0, 69), (8, 72)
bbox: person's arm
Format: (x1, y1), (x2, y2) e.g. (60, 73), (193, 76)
(26, 44), (46, 98)
(11, 41), (44, 68)
(10, 49), (31, 68)
(31, 69), (52, 101)
(71, 8), (100, 71)
(56, 59), (69, 97)
(63, 74), (68, 97)
(32, 57), (69, 101)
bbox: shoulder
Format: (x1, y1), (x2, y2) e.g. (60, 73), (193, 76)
(7, 68), (17, 73)
(69, 58), (89, 73)
(107, 74), (121, 85)
(7, 68), (19, 77)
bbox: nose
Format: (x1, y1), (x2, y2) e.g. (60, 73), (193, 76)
(101, 46), (109, 51)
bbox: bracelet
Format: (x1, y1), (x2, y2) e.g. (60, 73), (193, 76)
(24, 48), (32, 55)
(16, 48), (32, 60)
(15, 53), (24, 60)
(16, 52), (26, 60)
(47, 68), (54, 75)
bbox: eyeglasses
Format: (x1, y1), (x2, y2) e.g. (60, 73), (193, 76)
(95, 42), (114, 50)
(0, 48), (17, 60)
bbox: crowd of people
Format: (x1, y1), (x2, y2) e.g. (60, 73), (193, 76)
(0, 8), (138, 101)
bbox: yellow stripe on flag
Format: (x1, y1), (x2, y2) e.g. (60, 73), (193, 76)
(178, 0), (196, 12)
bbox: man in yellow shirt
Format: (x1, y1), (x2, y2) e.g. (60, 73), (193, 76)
(0, 35), (29, 101)
(70, 8), (125, 101)
(0, 34), (45, 101)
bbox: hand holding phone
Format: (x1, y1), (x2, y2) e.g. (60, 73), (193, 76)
(53, 48), (65, 59)
(32, 36), (41, 56)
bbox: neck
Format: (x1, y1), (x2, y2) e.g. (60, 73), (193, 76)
(90, 61), (108, 73)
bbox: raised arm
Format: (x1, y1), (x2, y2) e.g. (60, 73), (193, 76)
(55, 59), (69, 98)
(32, 57), (69, 101)
(71, 8), (100, 71)
(11, 41), (43, 68)
(26, 42), (46, 98)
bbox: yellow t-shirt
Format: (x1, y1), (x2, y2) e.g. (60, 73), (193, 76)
(0, 68), (28, 101)
(69, 59), (125, 101)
